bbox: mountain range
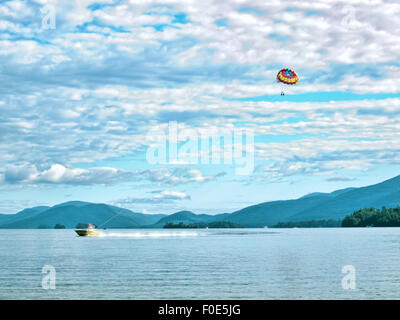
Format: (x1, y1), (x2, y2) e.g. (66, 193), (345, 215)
(1, 174), (400, 228)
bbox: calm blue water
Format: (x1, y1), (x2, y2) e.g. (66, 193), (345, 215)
(0, 228), (399, 299)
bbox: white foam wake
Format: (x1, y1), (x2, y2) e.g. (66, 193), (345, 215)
(98, 231), (199, 238)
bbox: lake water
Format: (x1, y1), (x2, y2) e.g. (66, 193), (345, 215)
(0, 228), (399, 299)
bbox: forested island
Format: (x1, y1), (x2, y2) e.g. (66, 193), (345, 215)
(163, 221), (243, 228)
(272, 219), (341, 228)
(267, 207), (400, 228)
(342, 206), (400, 227)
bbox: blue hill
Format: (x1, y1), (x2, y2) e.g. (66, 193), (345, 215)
(225, 175), (400, 226)
(1, 175), (400, 228)
(0, 203), (165, 229)
(0, 206), (50, 225)
(148, 211), (229, 228)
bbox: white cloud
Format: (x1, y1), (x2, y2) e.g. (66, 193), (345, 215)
(153, 190), (190, 200)
(2, 164), (223, 186)
(109, 190), (191, 207)
(0, 0), (400, 191)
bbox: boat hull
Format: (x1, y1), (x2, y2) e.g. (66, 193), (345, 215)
(75, 229), (102, 236)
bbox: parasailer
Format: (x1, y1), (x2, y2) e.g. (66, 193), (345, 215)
(276, 68), (299, 95)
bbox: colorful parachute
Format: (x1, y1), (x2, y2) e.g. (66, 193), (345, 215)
(276, 68), (299, 85)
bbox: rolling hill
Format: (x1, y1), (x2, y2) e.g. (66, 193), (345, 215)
(225, 175), (400, 226)
(1, 174), (400, 228)
(148, 211), (230, 228)
(0, 202), (165, 229)
(0, 206), (50, 226)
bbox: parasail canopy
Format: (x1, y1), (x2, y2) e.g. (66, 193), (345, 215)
(276, 68), (299, 85)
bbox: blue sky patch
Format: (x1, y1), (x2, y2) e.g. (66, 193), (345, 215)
(238, 6), (265, 15)
(268, 33), (291, 43)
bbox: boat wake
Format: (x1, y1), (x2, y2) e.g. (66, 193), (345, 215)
(98, 231), (199, 238)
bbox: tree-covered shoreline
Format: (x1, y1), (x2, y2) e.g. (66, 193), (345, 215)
(342, 206), (400, 227)
(28, 206), (400, 229)
(272, 219), (341, 228)
(163, 221), (243, 228)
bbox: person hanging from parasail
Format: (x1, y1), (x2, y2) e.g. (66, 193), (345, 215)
(276, 68), (299, 95)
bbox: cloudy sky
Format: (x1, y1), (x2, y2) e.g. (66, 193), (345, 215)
(1, 0), (400, 214)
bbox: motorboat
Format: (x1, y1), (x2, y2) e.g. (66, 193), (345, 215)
(75, 224), (102, 236)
